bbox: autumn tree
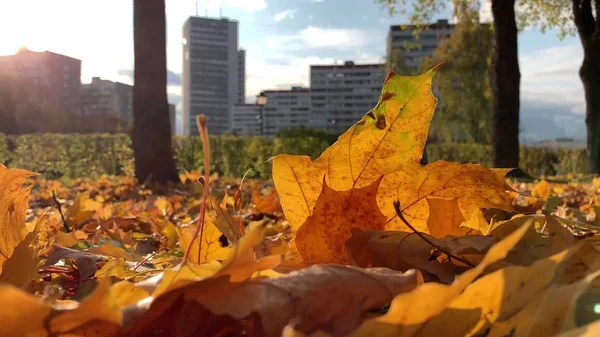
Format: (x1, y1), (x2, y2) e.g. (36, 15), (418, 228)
(132, 0), (179, 184)
(517, 1), (600, 173)
(377, 0), (521, 169)
(421, 3), (494, 144)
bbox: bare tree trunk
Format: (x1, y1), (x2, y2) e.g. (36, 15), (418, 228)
(133, 0), (178, 184)
(573, 0), (600, 173)
(490, 0), (520, 168)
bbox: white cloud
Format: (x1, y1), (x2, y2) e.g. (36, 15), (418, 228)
(311, 0), (326, 2)
(273, 9), (297, 22)
(245, 52), (382, 98)
(519, 43), (584, 107)
(266, 26), (374, 50)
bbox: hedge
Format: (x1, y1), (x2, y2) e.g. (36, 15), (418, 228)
(0, 133), (588, 179)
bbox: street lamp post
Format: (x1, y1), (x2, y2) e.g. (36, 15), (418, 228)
(256, 92), (267, 136)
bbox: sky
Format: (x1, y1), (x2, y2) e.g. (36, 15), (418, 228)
(0, 0), (586, 141)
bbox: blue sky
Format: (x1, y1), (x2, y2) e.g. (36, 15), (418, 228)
(0, 0), (586, 140)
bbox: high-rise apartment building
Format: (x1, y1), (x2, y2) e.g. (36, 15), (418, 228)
(0, 48), (81, 114)
(237, 49), (246, 104)
(232, 87), (310, 136)
(262, 87), (310, 136)
(387, 19), (454, 72)
(182, 16), (243, 135)
(231, 104), (261, 135)
(81, 77), (133, 122)
(310, 61), (385, 133)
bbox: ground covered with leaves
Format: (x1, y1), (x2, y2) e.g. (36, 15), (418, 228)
(2, 67), (600, 337)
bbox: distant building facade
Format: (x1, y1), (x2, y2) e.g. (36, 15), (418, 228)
(232, 104), (261, 135)
(0, 48), (81, 114)
(182, 16), (243, 135)
(237, 49), (246, 104)
(310, 61), (385, 132)
(262, 87), (311, 136)
(81, 77), (133, 122)
(387, 19), (455, 72)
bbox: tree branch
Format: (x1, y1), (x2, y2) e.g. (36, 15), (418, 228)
(573, 0), (596, 49)
(393, 200), (475, 267)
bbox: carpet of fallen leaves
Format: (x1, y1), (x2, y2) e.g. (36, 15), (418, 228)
(3, 66), (600, 337)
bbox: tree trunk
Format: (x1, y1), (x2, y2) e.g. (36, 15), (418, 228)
(490, 0), (520, 168)
(133, 0), (179, 184)
(573, 0), (600, 173)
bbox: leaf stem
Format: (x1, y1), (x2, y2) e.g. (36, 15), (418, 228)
(182, 115), (211, 265)
(393, 200), (475, 268)
(52, 191), (71, 233)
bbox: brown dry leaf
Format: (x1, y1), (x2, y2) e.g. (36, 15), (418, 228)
(0, 164), (37, 275)
(416, 244), (583, 337)
(345, 228), (488, 283)
(0, 278), (121, 337)
(175, 215), (232, 265)
(130, 265), (422, 337)
(426, 197), (471, 238)
(296, 176), (386, 264)
(350, 221), (531, 337)
(42, 245), (100, 278)
(487, 269), (600, 337)
(273, 66), (514, 239)
(251, 182), (282, 215)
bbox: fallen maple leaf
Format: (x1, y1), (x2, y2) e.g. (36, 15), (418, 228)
(273, 66), (514, 240)
(176, 215), (232, 265)
(0, 165), (37, 275)
(295, 176), (387, 264)
(416, 244), (583, 337)
(251, 182), (282, 215)
(350, 220), (530, 337)
(346, 228), (497, 283)
(426, 197), (471, 238)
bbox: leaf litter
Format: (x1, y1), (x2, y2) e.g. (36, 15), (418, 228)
(2, 66), (600, 336)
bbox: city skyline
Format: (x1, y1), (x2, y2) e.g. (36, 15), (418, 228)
(0, 0), (586, 141)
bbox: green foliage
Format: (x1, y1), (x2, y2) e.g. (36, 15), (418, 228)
(275, 125), (338, 145)
(0, 133), (10, 165)
(0, 133), (587, 178)
(421, 3), (494, 144)
(6, 134), (133, 179)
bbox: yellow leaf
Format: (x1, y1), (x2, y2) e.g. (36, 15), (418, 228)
(296, 176), (387, 264)
(0, 165), (37, 275)
(65, 192), (102, 227)
(350, 220), (531, 337)
(154, 196), (169, 215)
(176, 216), (232, 265)
(211, 197), (244, 244)
(417, 244), (583, 337)
(111, 281), (149, 308)
(532, 179), (551, 198)
(96, 258), (137, 279)
(55, 230), (80, 247)
(426, 197), (470, 238)
(273, 66), (514, 237)
(460, 208), (492, 234)
(162, 221), (178, 250)
(0, 278), (121, 337)
(487, 269), (600, 337)
(0, 222), (42, 288)
(88, 241), (143, 262)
